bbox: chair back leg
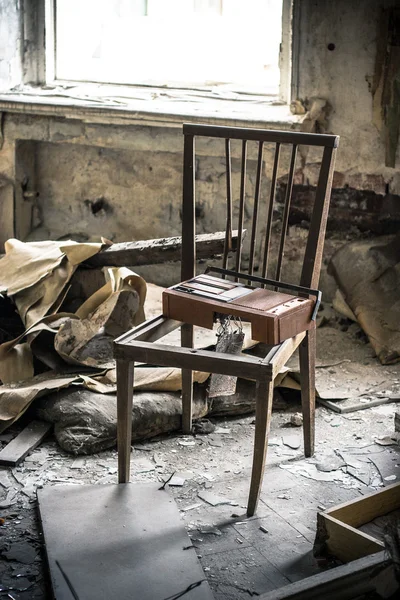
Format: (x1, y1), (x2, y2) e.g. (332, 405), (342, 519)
(299, 325), (316, 457)
(181, 323), (194, 433)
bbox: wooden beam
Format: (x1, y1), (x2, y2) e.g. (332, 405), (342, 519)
(326, 481), (400, 528)
(317, 514), (384, 563)
(85, 230), (243, 268)
(315, 482), (400, 563)
(258, 552), (387, 600)
(0, 420), (52, 467)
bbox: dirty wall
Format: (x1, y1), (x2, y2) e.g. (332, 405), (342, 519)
(0, 0), (399, 297)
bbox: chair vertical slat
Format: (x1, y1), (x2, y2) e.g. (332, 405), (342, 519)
(261, 142), (281, 282)
(275, 144), (298, 282)
(181, 134), (196, 282)
(235, 139), (247, 281)
(300, 146), (337, 289)
(248, 141), (264, 279)
(222, 138), (233, 277)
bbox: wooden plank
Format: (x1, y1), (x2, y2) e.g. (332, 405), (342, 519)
(85, 230), (242, 268)
(316, 396), (398, 414)
(37, 483), (214, 600)
(258, 552), (387, 600)
(0, 420), (52, 467)
(326, 481), (400, 528)
(183, 123), (340, 148)
(114, 339), (271, 380)
(317, 513), (384, 563)
(315, 483), (400, 563)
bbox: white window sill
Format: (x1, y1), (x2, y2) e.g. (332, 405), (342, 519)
(0, 83), (300, 129)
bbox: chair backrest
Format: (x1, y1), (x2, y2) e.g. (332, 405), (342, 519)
(181, 123), (339, 291)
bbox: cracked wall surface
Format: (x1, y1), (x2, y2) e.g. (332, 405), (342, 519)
(0, 0), (399, 298)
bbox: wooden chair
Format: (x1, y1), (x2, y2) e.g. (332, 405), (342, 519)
(114, 123), (339, 516)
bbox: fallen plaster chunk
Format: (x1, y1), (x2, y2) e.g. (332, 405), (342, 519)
(0, 471), (12, 489)
(279, 461), (358, 486)
(214, 427), (231, 434)
(2, 542), (38, 564)
(70, 457), (86, 469)
(315, 454), (345, 472)
(289, 413), (303, 427)
(181, 503), (202, 512)
(168, 474), (186, 487)
(153, 453), (166, 468)
(130, 458), (155, 473)
(198, 490), (237, 507)
(0, 490), (18, 509)
(192, 419), (216, 434)
(282, 433), (301, 450)
(208, 437), (223, 448)
(198, 525), (222, 536)
(268, 437), (282, 446)
(374, 434), (400, 446)
(200, 472), (215, 481)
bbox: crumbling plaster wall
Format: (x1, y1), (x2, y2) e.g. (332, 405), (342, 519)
(0, 0), (399, 296)
(296, 0), (399, 194)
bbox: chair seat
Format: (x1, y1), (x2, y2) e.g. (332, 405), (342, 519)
(163, 274), (315, 344)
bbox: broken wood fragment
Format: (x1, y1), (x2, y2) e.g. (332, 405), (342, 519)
(258, 552), (387, 600)
(85, 230), (243, 267)
(0, 420), (52, 467)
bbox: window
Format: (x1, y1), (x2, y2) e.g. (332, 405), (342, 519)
(46, 0), (290, 100)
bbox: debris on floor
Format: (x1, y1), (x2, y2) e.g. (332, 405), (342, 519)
(1, 400), (399, 599)
(330, 233), (400, 365)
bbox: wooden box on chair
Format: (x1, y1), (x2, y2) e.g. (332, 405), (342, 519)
(163, 273), (316, 344)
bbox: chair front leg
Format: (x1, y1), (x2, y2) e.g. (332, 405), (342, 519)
(116, 359), (134, 483)
(247, 379), (274, 517)
(181, 323), (194, 434)
(299, 324), (316, 457)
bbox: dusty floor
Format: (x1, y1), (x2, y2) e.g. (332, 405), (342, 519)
(0, 396), (399, 599)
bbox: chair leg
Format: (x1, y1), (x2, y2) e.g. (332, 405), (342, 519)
(181, 323), (194, 434)
(116, 359), (134, 483)
(247, 379), (274, 517)
(299, 325), (316, 458)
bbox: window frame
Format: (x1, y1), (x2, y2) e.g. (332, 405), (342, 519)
(23, 0), (294, 106)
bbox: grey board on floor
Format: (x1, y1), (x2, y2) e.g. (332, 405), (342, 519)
(0, 420), (52, 466)
(37, 483), (214, 600)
